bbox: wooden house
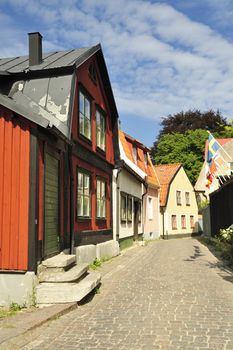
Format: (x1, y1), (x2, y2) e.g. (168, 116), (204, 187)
(0, 33), (119, 304)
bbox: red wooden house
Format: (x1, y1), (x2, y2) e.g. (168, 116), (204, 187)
(0, 32), (119, 282)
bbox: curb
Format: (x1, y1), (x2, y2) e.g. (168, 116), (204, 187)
(0, 302), (77, 347)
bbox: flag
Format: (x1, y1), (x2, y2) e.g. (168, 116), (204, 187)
(205, 133), (231, 188)
(207, 133), (220, 163)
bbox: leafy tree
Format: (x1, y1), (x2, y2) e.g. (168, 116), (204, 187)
(218, 120), (233, 138)
(154, 130), (208, 184)
(158, 109), (227, 138)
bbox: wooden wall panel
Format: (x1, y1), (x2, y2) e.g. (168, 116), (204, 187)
(0, 110), (30, 271)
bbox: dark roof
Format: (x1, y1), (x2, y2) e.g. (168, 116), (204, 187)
(0, 43), (119, 142)
(0, 45), (100, 73)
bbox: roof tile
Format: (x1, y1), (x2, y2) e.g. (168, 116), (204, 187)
(154, 163), (181, 206)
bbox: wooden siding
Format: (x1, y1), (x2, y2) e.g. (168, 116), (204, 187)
(0, 110), (30, 270)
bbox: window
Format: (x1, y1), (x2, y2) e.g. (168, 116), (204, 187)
(185, 192), (190, 206)
(127, 196), (132, 222)
(96, 109), (106, 151)
(96, 179), (106, 219)
(171, 215), (177, 230)
(138, 201), (142, 223)
(148, 197), (153, 220)
(190, 215), (195, 229)
(132, 146), (137, 163)
(121, 193), (127, 222)
(88, 63), (97, 83)
(181, 215), (186, 229)
(144, 153), (148, 168)
(176, 190), (182, 205)
(79, 91), (91, 140)
(77, 170), (91, 218)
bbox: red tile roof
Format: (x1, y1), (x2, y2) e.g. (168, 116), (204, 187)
(154, 163), (181, 206)
(119, 130), (160, 188)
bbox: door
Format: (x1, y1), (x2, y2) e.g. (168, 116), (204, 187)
(44, 152), (59, 257)
(133, 199), (139, 241)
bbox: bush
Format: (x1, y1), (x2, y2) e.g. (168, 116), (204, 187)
(219, 227), (233, 244)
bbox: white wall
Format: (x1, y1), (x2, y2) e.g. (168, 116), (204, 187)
(113, 168), (143, 240)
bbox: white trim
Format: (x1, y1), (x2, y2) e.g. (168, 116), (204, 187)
(119, 140), (147, 179)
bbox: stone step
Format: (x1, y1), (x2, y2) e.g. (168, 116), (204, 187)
(36, 271), (101, 304)
(38, 263), (89, 283)
(42, 253), (76, 272)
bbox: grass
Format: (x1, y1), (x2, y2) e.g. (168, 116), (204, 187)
(0, 302), (25, 319)
(89, 256), (112, 270)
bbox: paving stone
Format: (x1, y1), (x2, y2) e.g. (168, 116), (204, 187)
(2, 238), (233, 349)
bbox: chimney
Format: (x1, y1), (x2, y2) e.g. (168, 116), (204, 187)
(28, 32), (43, 66)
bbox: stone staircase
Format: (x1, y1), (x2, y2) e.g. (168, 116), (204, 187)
(36, 253), (101, 304)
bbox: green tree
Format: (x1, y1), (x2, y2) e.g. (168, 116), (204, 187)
(158, 109), (227, 137)
(154, 130), (208, 184)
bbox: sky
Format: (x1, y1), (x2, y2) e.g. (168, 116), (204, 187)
(1, 0), (233, 147)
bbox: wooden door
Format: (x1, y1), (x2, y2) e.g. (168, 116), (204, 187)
(133, 199), (139, 241)
(44, 152), (59, 257)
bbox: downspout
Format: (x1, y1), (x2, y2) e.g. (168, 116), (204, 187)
(68, 144), (74, 254)
(116, 167), (122, 241)
(142, 180), (148, 237)
(162, 207), (165, 240)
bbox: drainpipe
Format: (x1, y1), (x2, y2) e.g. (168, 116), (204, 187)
(68, 144), (74, 254)
(162, 207), (165, 239)
(115, 164), (123, 241)
(142, 180), (148, 237)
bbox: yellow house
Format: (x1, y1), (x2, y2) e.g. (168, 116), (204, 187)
(154, 163), (198, 238)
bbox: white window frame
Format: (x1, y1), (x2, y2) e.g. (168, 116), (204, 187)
(96, 178), (106, 219)
(79, 90), (92, 140)
(77, 170), (91, 218)
(96, 108), (106, 151)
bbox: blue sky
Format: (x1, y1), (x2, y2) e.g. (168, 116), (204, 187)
(1, 0), (233, 147)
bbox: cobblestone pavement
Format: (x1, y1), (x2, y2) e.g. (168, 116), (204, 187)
(3, 238), (233, 350)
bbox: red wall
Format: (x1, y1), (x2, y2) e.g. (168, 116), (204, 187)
(72, 56), (115, 165)
(73, 156), (111, 233)
(71, 56), (114, 235)
(0, 108), (30, 270)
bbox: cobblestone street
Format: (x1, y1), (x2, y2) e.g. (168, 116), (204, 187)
(3, 238), (233, 350)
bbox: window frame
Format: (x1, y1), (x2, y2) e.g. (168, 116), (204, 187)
(76, 168), (92, 220)
(121, 192), (127, 222)
(190, 215), (195, 229)
(127, 195), (133, 222)
(96, 107), (106, 152)
(79, 88), (92, 142)
(176, 190), (182, 206)
(148, 196), (153, 221)
(88, 62), (97, 84)
(171, 215), (177, 230)
(138, 200), (142, 223)
(96, 177), (107, 220)
(132, 146), (137, 163)
(144, 153), (148, 169)
(181, 215), (186, 229)
(185, 191), (190, 206)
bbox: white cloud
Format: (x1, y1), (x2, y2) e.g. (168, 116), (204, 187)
(0, 0), (233, 126)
